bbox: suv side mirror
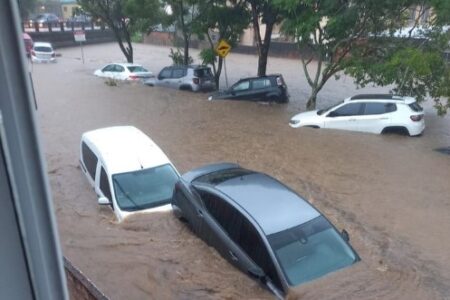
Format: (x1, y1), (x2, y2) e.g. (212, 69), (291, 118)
(341, 229), (350, 242)
(98, 196), (110, 205)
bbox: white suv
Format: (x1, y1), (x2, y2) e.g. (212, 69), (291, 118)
(289, 94), (425, 136)
(80, 126), (180, 222)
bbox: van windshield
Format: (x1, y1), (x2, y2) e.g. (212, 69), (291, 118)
(112, 164), (179, 211)
(34, 46), (52, 53)
(268, 216), (358, 286)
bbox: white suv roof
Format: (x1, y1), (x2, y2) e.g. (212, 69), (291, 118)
(33, 42), (53, 48)
(344, 94), (416, 104)
(82, 126), (171, 175)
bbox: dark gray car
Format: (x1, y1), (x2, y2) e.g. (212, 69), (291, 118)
(171, 163), (359, 297)
(144, 65), (216, 92)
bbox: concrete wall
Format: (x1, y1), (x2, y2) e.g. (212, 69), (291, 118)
(28, 30), (115, 48)
(64, 257), (108, 300)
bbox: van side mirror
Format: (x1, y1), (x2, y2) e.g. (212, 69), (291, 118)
(341, 229), (350, 242)
(98, 196), (111, 205)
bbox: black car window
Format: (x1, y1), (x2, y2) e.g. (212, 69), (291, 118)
(194, 68), (212, 78)
(194, 168), (254, 186)
(232, 80), (250, 91)
(81, 142), (97, 180)
(172, 68), (185, 78)
(408, 102), (423, 112)
(114, 65), (125, 72)
(364, 103), (387, 115)
(331, 103), (363, 117)
(200, 191), (282, 290)
(385, 103), (397, 113)
(159, 68), (172, 79)
(102, 65), (114, 72)
(252, 78), (271, 90)
(100, 167), (112, 201)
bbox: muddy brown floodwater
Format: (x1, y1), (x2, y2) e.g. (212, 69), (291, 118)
(32, 43), (450, 299)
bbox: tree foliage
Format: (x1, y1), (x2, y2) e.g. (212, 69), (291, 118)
(162, 0), (201, 65)
(276, 0), (450, 113)
(79, 0), (161, 63)
(194, 0), (250, 87)
(246, 0), (284, 76)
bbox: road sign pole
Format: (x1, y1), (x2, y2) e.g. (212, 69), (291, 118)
(80, 42), (84, 64)
(224, 57), (229, 88)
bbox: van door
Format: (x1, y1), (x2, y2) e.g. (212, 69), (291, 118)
(157, 67), (173, 87)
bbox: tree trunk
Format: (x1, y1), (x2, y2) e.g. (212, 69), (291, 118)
(306, 90), (318, 110)
(215, 57), (223, 88)
(257, 22), (274, 76)
(183, 36), (189, 65)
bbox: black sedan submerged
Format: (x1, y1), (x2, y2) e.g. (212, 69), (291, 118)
(208, 74), (289, 103)
(171, 163), (359, 297)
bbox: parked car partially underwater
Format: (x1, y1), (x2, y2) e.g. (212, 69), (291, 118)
(208, 74), (289, 103)
(31, 42), (56, 63)
(289, 94), (425, 136)
(144, 65), (216, 92)
(80, 126), (180, 222)
(172, 163), (359, 297)
(94, 63), (154, 81)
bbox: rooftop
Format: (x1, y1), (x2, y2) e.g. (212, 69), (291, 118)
(82, 126), (171, 175)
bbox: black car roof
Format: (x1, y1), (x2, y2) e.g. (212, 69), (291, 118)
(237, 74), (283, 82)
(186, 164), (320, 235)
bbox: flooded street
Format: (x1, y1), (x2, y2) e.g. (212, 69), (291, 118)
(32, 43), (450, 299)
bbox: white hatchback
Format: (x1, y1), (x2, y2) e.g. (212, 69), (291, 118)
(80, 126), (180, 222)
(289, 94), (425, 136)
(31, 42), (56, 63)
(94, 63), (154, 81)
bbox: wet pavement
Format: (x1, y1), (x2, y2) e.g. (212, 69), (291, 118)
(32, 43), (450, 299)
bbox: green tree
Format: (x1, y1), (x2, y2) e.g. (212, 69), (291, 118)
(276, 0), (450, 112)
(194, 0), (250, 87)
(162, 0), (200, 65)
(79, 0), (161, 63)
(246, 0), (284, 77)
(18, 0), (36, 20)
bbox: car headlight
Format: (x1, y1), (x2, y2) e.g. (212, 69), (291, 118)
(290, 119), (300, 125)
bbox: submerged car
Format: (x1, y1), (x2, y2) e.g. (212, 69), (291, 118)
(208, 74), (289, 103)
(80, 126), (180, 222)
(94, 63), (154, 81)
(31, 42), (56, 63)
(289, 94), (425, 136)
(172, 163), (359, 297)
(144, 65), (215, 92)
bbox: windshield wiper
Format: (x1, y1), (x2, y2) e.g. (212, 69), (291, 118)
(112, 178), (143, 210)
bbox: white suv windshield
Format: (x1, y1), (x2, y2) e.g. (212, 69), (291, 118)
(268, 216), (357, 286)
(112, 164), (179, 211)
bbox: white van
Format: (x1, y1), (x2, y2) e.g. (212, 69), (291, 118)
(80, 126), (180, 222)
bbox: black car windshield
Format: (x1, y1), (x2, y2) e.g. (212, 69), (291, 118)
(112, 164), (179, 211)
(268, 216), (357, 286)
(34, 46), (52, 52)
(194, 68), (212, 78)
(317, 101), (343, 115)
(127, 66), (148, 73)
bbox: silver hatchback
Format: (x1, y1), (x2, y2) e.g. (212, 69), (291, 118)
(144, 65), (216, 92)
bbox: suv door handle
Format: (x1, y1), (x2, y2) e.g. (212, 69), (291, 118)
(379, 117), (389, 120)
(349, 118), (357, 121)
(229, 250), (238, 262)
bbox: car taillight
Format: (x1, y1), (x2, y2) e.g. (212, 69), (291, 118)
(410, 114), (423, 122)
(193, 78), (199, 84)
(129, 75), (138, 80)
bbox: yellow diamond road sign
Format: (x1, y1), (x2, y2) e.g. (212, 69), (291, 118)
(215, 39), (231, 58)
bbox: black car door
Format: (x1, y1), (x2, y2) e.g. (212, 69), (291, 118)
(228, 79), (253, 100)
(194, 187), (257, 272)
(249, 78), (272, 101)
